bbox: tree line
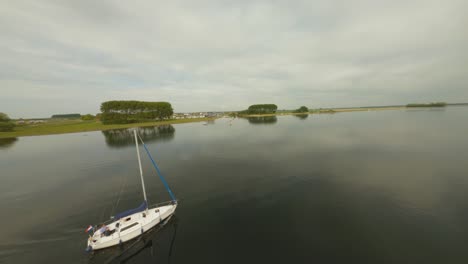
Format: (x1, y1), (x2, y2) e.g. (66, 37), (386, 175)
(100, 100), (174, 124)
(238, 104), (311, 115)
(51, 114), (81, 119)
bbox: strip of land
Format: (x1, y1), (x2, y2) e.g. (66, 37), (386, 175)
(0, 118), (215, 139)
(1, 104), (459, 139)
(241, 106), (406, 117)
(325, 106), (405, 113)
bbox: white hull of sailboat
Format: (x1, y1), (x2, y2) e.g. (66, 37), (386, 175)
(87, 203), (177, 250)
(86, 130), (178, 251)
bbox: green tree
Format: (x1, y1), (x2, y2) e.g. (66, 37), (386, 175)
(294, 106), (309, 113)
(0, 113), (10, 122)
(0, 112), (15, 132)
(100, 100), (174, 124)
(81, 114), (95, 121)
(245, 104), (278, 114)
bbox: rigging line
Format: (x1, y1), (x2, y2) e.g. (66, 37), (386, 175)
(108, 152), (132, 218)
(111, 168), (129, 217)
(98, 164), (129, 222)
(137, 134), (177, 202)
(100, 187), (115, 222)
(99, 201), (108, 223)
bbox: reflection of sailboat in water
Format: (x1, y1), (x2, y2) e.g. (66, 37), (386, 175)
(85, 130), (177, 251)
(88, 216), (179, 264)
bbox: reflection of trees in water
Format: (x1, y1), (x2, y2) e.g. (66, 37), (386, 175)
(0, 137), (18, 149)
(294, 114), (309, 120)
(102, 125), (175, 148)
(247, 116), (277, 125)
(88, 216), (178, 264)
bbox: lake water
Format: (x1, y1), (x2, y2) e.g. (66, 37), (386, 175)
(1, 107), (468, 263)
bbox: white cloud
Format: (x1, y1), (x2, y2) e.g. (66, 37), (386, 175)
(0, 0), (467, 117)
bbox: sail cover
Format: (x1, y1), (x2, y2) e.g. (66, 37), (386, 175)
(114, 201), (147, 220)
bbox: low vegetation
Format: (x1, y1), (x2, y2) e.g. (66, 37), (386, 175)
(406, 102), (447, 107)
(81, 114), (95, 121)
(313, 109), (336, 114)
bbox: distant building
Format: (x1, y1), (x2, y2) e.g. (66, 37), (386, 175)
(28, 120), (45, 124)
(171, 112), (221, 119)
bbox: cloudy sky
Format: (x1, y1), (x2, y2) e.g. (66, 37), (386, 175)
(1, 0), (467, 117)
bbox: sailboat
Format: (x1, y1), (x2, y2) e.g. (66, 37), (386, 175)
(86, 129), (177, 251)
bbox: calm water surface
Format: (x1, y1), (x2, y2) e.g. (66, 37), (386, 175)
(1, 107), (468, 263)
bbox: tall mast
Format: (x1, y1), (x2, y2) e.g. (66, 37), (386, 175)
(134, 129), (148, 203)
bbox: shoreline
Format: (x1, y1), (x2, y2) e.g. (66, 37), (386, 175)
(239, 104), (462, 118)
(1, 105), (456, 139)
(327, 106), (405, 113)
(0, 117), (216, 139)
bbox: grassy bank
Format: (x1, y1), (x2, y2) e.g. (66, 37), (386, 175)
(407, 102), (447, 107)
(329, 106), (405, 113)
(0, 118), (215, 139)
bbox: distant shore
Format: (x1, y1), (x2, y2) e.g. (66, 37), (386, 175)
(0, 117), (215, 139)
(240, 106), (406, 117)
(326, 106), (405, 113)
(1, 105), (462, 139)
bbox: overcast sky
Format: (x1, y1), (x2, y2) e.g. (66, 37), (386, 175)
(1, 0), (467, 117)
